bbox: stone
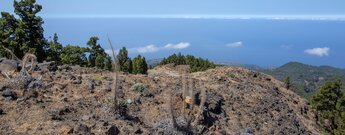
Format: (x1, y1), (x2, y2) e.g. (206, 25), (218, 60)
(82, 115), (90, 121)
(2, 89), (17, 100)
(127, 99), (132, 104)
(76, 124), (91, 135)
(37, 61), (58, 72)
(134, 128), (143, 134)
(72, 76), (82, 84)
(0, 85), (6, 91)
(28, 80), (44, 89)
(106, 125), (119, 135)
(240, 133), (253, 135)
(244, 127), (253, 134)
(87, 80), (95, 91)
(104, 84), (112, 92)
(51, 113), (64, 121)
(208, 93), (223, 114)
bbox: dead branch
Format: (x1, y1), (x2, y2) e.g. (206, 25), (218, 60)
(21, 53), (37, 75)
(1, 46), (20, 61)
(107, 36), (119, 112)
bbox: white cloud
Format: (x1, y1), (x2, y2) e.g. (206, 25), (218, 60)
(304, 47), (330, 57)
(164, 42), (190, 49)
(105, 42), (190, 54)
(130, 45), (159, 53)
(226, 41), (243, 48)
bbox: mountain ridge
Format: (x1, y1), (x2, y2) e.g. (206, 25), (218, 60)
(260, 61), (345, 99)
(0, 63), (321, 134)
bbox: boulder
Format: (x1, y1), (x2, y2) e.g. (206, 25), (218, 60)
(106, 125), (120, 135)
(2, 89), (17, 100)
(87, 79), (95, 91)
(36, 61), (58, 72)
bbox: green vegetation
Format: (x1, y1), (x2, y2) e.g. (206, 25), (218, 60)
(261, 62), (345, 99)
(132, 55), (148, 74)
(86, 36), (112, 70)
(283, 76), (291, 90)
(115, 47), (149, 74)
(159, 53), (216, 72)
(1, 1), (208, 75)
(116, 47), (132, 73)
(60, 45), (88, 66)
(0, 0), (114, 70)
(46, 33), (63, 65)
(0, 0), (47, 61)
(130, 83), (147, 93)
(311, 80), (345, 135)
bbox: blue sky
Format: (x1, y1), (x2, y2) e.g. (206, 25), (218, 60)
(1, 0), (345, 18)
(1, 1), (345, 68)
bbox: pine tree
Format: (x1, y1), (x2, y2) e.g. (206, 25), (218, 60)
(116, 47), (132, 73)
(284, 76), (291, 89)
(60, 45), (88, 66)
(1, 0), (47, 61)
(85, 36), (112, 70)
(13, 0), (47, 61)
(0, 12), (23, 58)
(159, 53), (216, 72)
(311, 80), (343, 133)
(141, 56), (148, 74)
(104, 55), (113, 71)
(46, 33), (63, 64)
(335, 94), (345, 135)
(87, 36), (102, 67)
(95, 54), (105, 69)
(132, 55), (148, 74)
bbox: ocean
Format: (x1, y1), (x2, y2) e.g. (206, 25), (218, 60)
(43, 18), (345, 68)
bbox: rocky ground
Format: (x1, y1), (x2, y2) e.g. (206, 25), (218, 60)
(0, 63), (322, 135)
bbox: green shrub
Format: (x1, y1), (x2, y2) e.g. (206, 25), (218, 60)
(130, 83), (147, 93)
(159, 53), (216, 72)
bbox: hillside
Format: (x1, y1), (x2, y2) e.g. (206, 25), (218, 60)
(0, 62), (322, 134)
(261, 62), (345, 99)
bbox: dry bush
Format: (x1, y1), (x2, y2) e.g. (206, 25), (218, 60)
(168, 65), (207, 133)
(21, 53), (37, 75)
